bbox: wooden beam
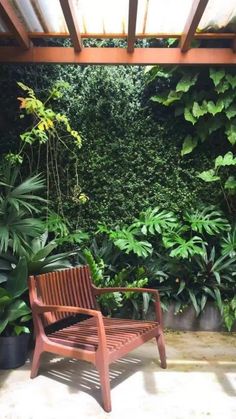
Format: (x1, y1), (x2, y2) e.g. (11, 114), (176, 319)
(127, 0), (138, 53)
(180, 0), (209, 52)
(59, 0), (82, 52)
(0, 0), (31, 49)
(0, 31), (235, 41)
(233, 37), (236, 53)
(0, 47), (236, 65)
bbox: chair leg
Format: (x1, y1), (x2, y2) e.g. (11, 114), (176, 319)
(31, 341), (43, 379)
(156, 332), (167, 369)
(97, 362), (111, 412)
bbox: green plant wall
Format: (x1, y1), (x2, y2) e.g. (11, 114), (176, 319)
(0, 63), (221, 231)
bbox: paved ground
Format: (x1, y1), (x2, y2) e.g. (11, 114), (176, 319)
(0, 331), (236, 419)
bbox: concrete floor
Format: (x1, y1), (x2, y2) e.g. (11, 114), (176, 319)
(0, 331), (235, 419)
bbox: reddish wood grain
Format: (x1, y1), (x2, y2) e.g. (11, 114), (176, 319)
(29, 266), (166, 412)
(0, 47), (235, 65)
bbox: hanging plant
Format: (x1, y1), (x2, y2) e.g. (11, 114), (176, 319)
(5, 81), (88, 217)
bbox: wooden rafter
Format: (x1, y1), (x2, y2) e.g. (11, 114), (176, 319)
(233, 37), (236, 53)
(180, 0), (209, 52)
(0, 31), (235, 41)
(0, 47), (235, 65)
(127, 0), (138, 53)
(59, 0), (82, 52)
(0, 0), (31, 49)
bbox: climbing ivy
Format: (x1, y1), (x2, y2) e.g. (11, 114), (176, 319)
(148, 67), (236, 155)
(147, 66), (236, 215)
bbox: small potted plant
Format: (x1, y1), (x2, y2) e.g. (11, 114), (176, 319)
(0, 258), (31, 369)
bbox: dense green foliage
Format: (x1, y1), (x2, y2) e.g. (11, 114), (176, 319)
(148, 66), (236, 216)
(0, 64), (220, 231)
(0, 58), (235, 329)
(0, 258), (31, 336)
(0, 168), (76, 336)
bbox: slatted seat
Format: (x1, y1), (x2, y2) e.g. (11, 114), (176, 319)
(29, 266), (166, 412)
(47, 317), (159, 353)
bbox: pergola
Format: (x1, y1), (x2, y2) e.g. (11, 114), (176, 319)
(0, 0), (236, 65)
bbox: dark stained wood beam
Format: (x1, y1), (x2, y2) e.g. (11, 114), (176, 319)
(0, 47), (236, 65)
(233, 37), (236, 53)
(59, 0), (82, 52)
(180, 0), (209, 52)
(127, 0), (138, 53)
(0, 31), (235, 41)
(0, 0), (31, 49)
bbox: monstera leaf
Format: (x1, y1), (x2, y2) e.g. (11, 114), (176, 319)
(184, 206), (230, 236)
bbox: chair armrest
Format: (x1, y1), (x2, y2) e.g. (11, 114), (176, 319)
(32, 302), (108, 352)
(92, 286), (163, 327)
(33, 302), (102, 319)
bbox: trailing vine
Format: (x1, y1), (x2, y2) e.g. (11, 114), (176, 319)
(6, 81), (88, 217)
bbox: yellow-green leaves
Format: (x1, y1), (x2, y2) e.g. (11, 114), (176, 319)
(5, 153), (23, 165)
(224, 176), (236, 191)
(181, 135), (198, 156)
(209, 68), (225, 87)
(226, 74), (236, 89)
(197, 170), (220, 182)
(149, 66), (236, 157)
(215, 152), (236, 168)
(225, 121), (236, 145)
(192, 101), (208, 118)
(206, 99), (224, 116)
(17, 81), (83, 153)
(198, 152), (236, 193)
(184, 107), (197, 124)
(225, 104), (236, 120)
(176, 73), (199, 93)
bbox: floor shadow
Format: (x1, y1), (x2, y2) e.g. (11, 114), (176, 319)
(34, 350), (236, 406)
(39, 353), (147, 407)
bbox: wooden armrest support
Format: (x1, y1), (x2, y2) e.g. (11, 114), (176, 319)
(32, 302), (107, 351)
(33, 302), (102, 319)
(92, 286), (163, 327)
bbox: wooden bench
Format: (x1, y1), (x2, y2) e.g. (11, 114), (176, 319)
(29, 266), (166, 412)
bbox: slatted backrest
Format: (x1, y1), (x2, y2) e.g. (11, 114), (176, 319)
(33, 266), (96, 326)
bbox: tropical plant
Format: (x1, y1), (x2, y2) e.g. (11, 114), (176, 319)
(149, 244), (236, 318)
(101, 205), (231, 261)
(45, 211), (90, 246)
(146, 66), (236, 214)
(0, 165), (45, 254)
(19, 232), (76, 275)
(0, 258), (31, 336)
(223, 297), (236, 331)
(148, 67), (236, 153)
(132, 207), (178, 235)
(98, 224), (153, 258)
(80, 247), (150, 319)
(197, 152), (236, 214)
(162, 233), (205, 259)
(97, 205), (236, 321)
(191, 246), (236, 315)
(0, 232), (76, 281)
(183, 206), (230, 235)
(221, 226), (236, 257)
